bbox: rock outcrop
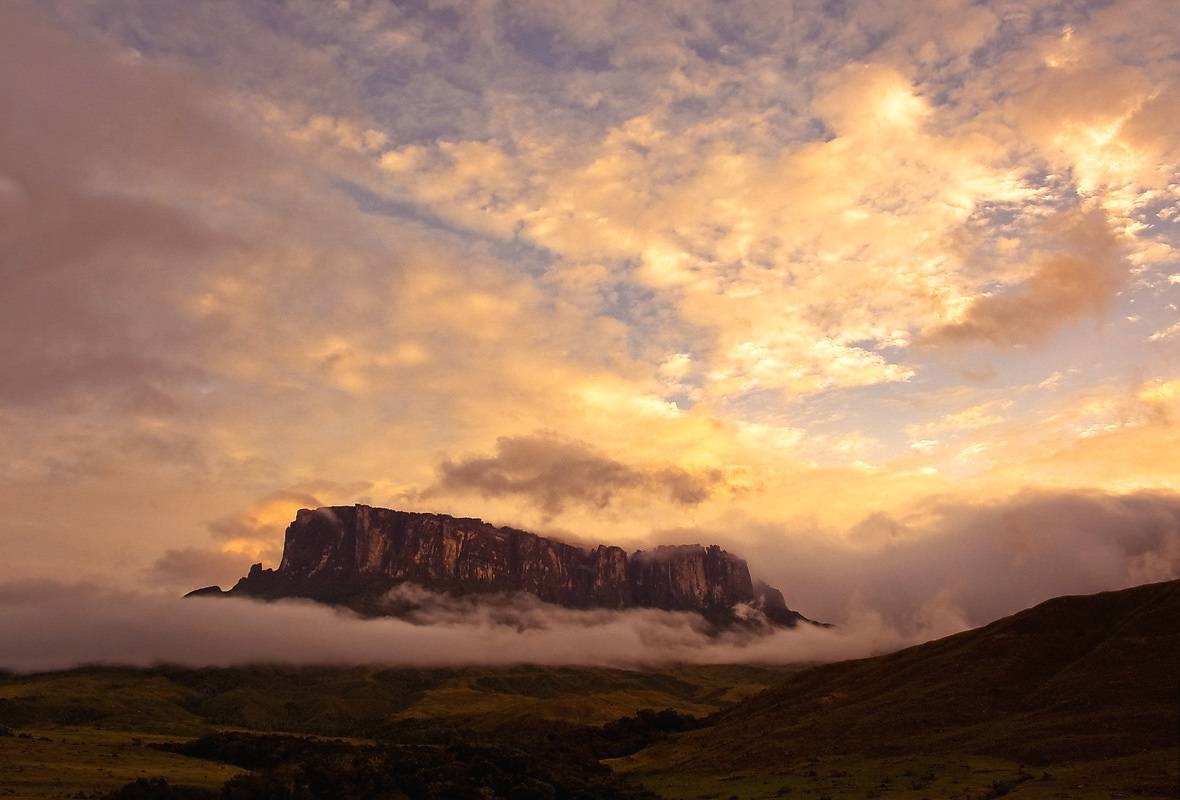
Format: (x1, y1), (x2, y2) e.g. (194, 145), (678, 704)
(190, 504), (812, 627)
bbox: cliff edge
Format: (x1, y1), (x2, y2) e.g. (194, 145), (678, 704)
(189, 504), (813, 628)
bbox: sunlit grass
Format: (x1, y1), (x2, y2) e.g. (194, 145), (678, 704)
(0, 726), (243, 799)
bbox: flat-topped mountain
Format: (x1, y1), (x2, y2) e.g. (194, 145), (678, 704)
(189, 504), (810, 627)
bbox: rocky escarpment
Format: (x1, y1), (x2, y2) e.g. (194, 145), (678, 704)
(190, 504), (812, 627)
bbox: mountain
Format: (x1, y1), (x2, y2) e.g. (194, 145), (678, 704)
(190, 504), (810, 627)
(619, 577), (1180, 798)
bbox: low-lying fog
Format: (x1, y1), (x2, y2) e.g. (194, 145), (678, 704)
(1, 489), (1176, 672)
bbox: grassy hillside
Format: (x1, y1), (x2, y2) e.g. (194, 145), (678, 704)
(0, 663), (790, 735)
(618, 579), (1180, 799)
(0, 663), (789, 798)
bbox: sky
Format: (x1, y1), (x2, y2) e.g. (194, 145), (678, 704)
(2, 0), (1180, 651)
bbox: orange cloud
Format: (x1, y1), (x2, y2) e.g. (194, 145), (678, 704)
(925, 209), (1126, 346)
(430, 433), (737, 515)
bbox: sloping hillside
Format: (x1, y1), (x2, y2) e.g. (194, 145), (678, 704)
(622, 579), (1180, 798)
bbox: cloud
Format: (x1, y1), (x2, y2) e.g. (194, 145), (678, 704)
(0, 2), (269, 409)
(145, 548), (253, 592)
(904, 399), (1011, 440)
(1, 0), (1178, 594)
(925, 209), (1126, 346)
(689, 488), (1180, 634)
(0, 581), (912, 674)
(3, 487), (1176, 673)
(431, 433), (731, 513)
(1149, 320), (1180, 342)
(206, 483), (374, 562)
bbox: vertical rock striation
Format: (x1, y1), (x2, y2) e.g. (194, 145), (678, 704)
(203, 504), (809, 626)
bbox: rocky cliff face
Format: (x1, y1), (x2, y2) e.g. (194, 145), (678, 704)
(195, 504), (809, 627)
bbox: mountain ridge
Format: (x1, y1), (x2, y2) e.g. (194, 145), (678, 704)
(190, 504), (812, 628)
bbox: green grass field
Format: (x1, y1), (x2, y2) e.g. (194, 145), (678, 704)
(0, 664), (791, 799)
(0, 727), (243, 799)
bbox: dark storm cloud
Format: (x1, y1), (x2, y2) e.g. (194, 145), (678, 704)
(431, 434), (728, 513)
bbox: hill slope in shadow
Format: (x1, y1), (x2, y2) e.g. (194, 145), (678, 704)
(623, 578), (1180, 798)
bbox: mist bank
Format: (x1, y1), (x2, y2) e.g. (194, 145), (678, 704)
(0, 581), (912, 673)
(683, 488), (1180, 635)
(150, 489), (1180, 635)
(8, 488), (1178, 672)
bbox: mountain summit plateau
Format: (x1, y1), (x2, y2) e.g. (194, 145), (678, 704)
(189, 504), (811, 627)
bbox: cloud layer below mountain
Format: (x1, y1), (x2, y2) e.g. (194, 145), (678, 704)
(4, 488), (1177, 673)
(0, 581), (909, 673)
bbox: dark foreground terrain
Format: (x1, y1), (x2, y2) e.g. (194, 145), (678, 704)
(620, 578), (1180, 798)
(0, 665), (784, 799)
(1, 580), (1177, 799)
